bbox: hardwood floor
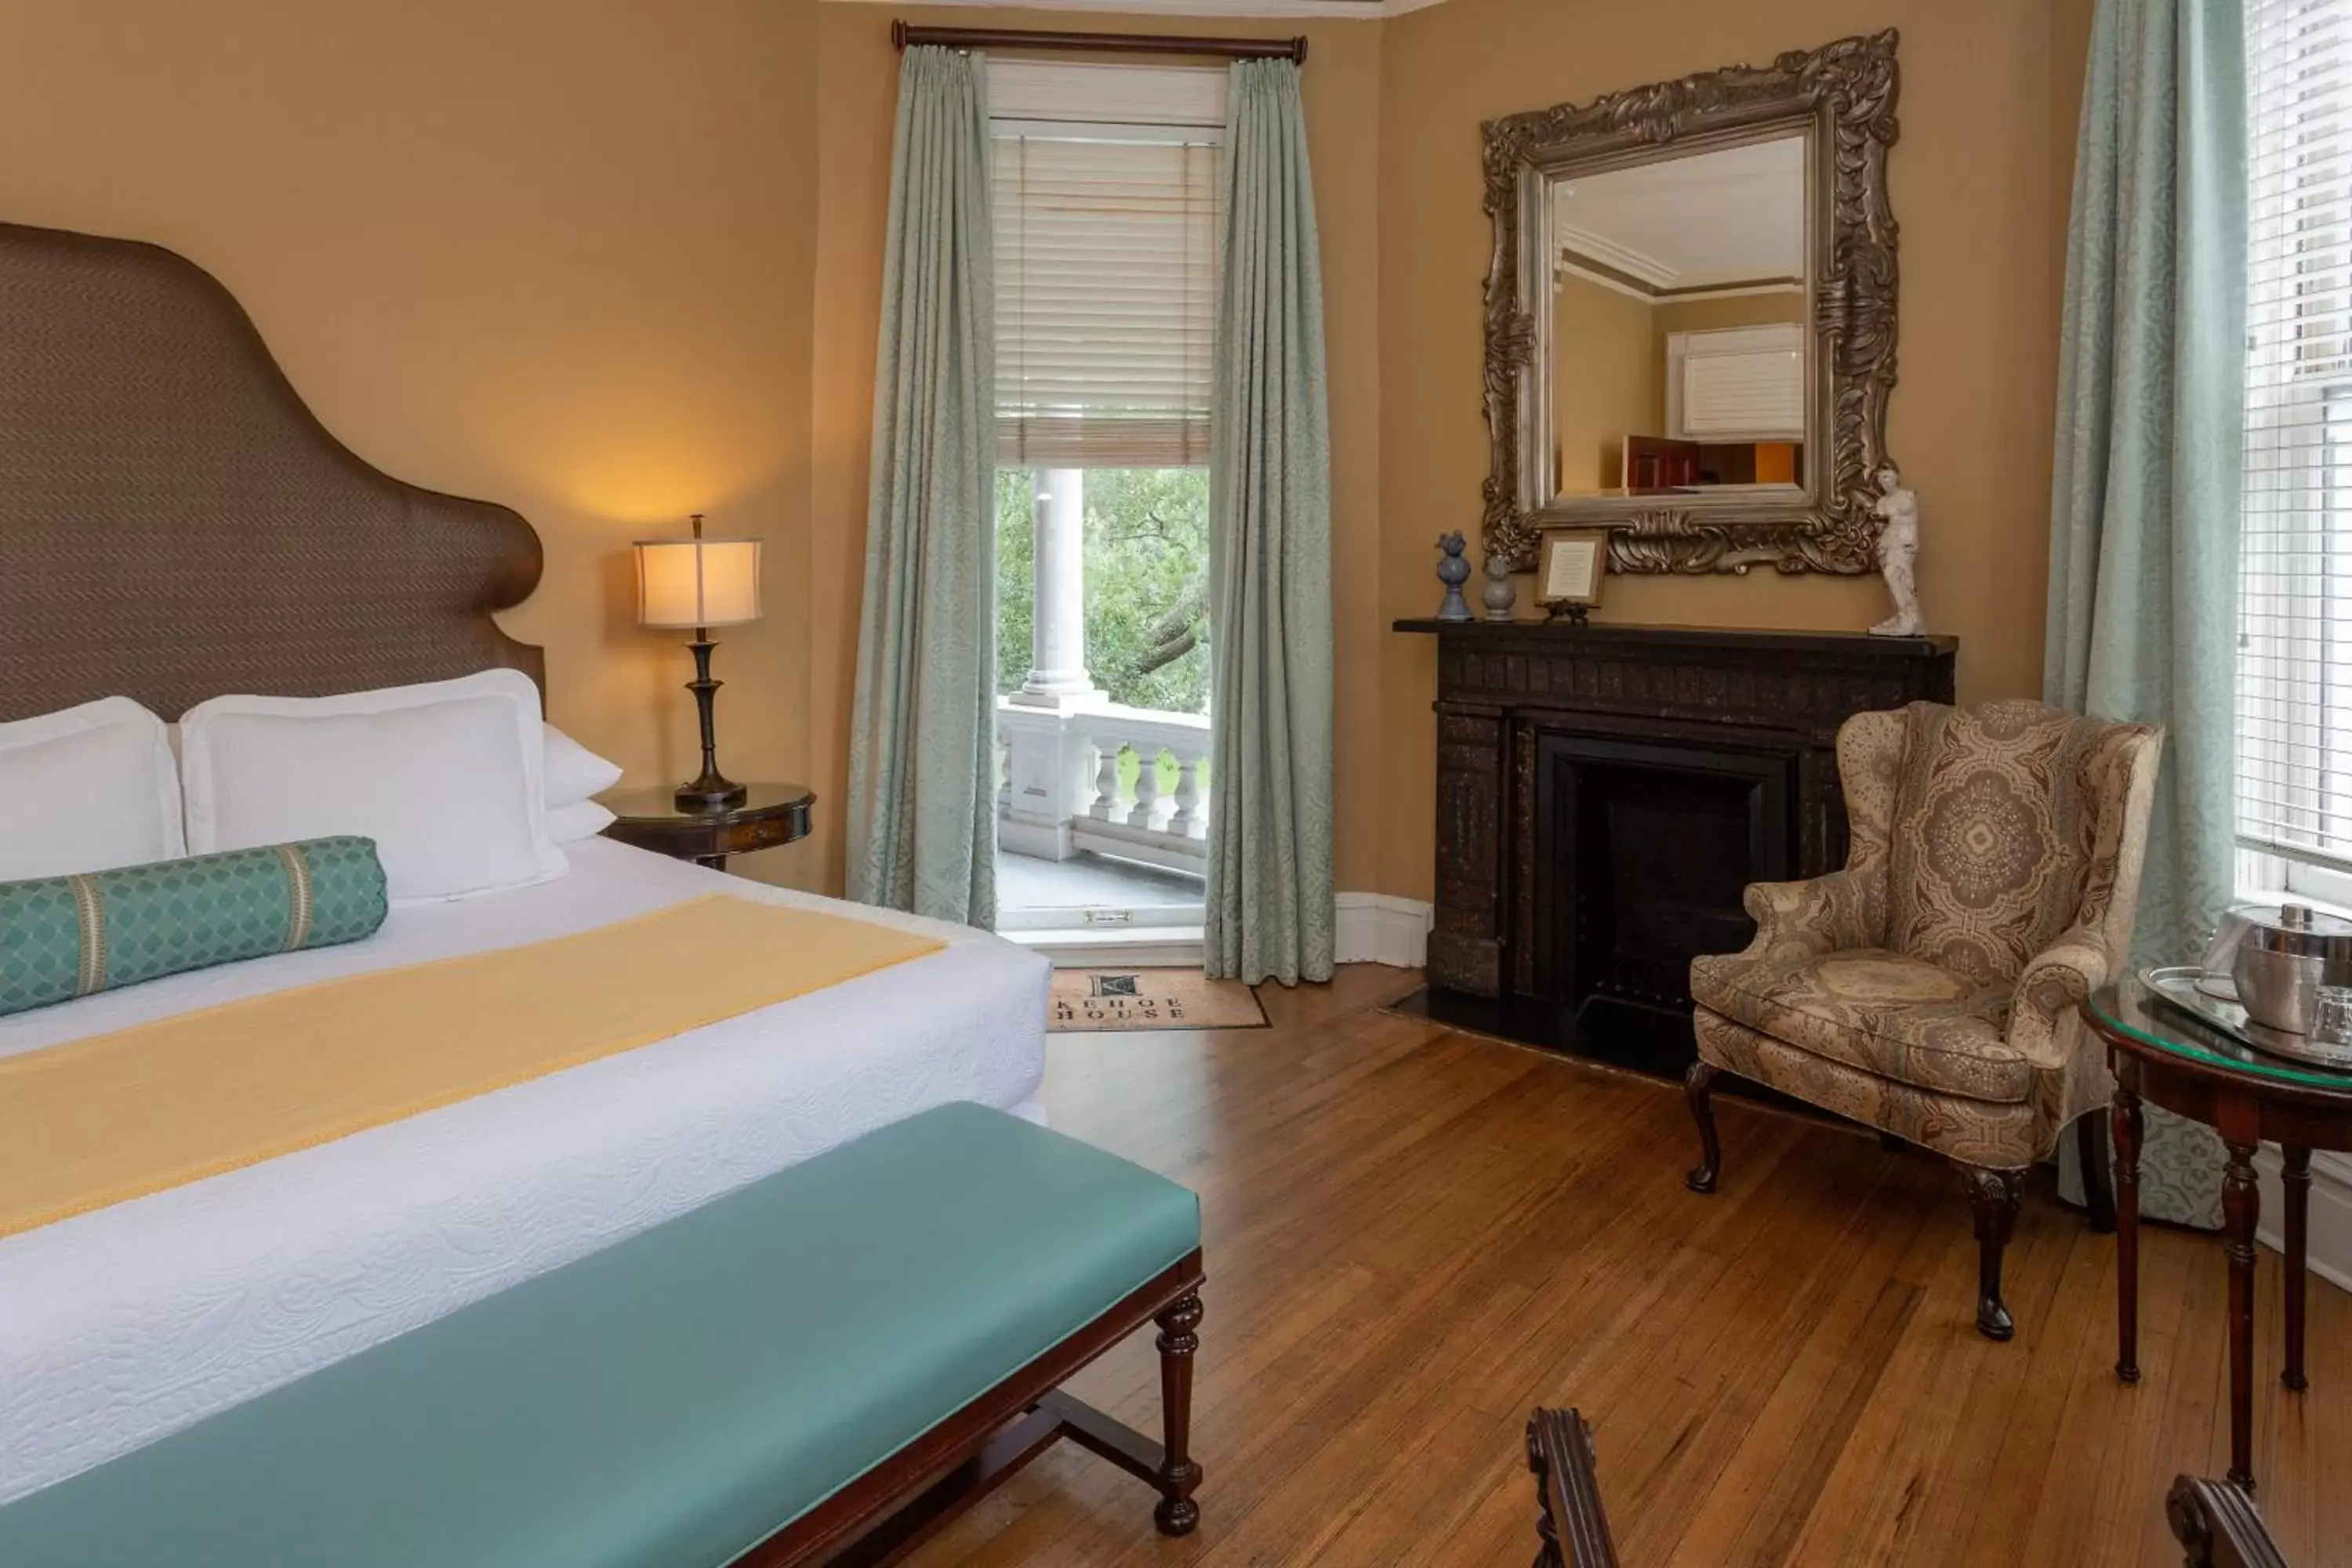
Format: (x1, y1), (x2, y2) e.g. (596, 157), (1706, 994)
(917, 967), (2350, 1568)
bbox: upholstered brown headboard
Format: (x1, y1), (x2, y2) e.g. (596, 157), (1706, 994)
(0, 221), (543, 723)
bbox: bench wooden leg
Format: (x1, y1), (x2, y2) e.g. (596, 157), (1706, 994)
(1153, 1287), (1203, 1536)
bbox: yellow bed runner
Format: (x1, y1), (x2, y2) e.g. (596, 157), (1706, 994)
(0, 895), (944, 1240)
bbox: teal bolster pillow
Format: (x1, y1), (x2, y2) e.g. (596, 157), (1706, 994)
(0, 837), (386, 1018)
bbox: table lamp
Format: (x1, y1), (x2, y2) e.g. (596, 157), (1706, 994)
(633, 513), (763, 810)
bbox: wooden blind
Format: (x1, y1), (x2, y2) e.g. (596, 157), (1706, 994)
(989, 60), (1224, 468)
(2239, 0), (2352, 873)
(1668, 324), (1806, 441)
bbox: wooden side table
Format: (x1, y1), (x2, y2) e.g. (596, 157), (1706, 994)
(599, 783), (815, 872)
(2082, 977), (2352, 1492)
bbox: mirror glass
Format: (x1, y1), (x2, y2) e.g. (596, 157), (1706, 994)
(1545, 132), (1809, 505)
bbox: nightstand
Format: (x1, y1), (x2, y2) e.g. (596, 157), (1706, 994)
(599, 783), (815, 872)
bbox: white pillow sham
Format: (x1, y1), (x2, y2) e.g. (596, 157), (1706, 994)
(546, 799), (616, 844)
(179, 670), (565, 902)
(0, 697), (186, 881)
(543, 725), (622, 808)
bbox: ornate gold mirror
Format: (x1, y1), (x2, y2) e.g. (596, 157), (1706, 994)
(1481, 31), (1900, 575)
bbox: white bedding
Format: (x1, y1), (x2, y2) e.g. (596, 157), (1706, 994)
(0, 838), (1050, 1504)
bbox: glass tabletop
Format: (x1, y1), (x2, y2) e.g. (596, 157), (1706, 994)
(600, 782), (814, 823)
(2089, 973), (2352, 1094)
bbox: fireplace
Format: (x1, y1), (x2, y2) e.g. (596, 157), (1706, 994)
(1394, 619), (1955, 1077)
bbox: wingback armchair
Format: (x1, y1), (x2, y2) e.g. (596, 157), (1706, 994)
(1684, 700), (2163, 1341)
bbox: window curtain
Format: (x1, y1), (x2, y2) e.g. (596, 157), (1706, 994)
(2045, 0), (2247, 1227)
(1203, 59), (1334, 986)
(844, 45), (999, 926)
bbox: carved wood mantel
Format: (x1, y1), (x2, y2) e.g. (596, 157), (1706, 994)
(1397, 619), (1955, 1007)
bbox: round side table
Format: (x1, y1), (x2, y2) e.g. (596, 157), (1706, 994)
(2082, 975), (2352, 1491)
(599, 783), (815, 872)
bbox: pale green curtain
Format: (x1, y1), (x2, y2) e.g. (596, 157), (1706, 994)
(1204, 59), (1334, 986)
(2046, 0), (2245, 1227)
(844, 46), (997, 926)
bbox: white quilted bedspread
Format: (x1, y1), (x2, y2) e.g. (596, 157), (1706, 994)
(0, 838), (1048, 1504)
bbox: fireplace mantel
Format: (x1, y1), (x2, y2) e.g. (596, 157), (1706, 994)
(1395, 618), (1956, 1065)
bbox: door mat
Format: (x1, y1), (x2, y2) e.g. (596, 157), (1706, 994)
(1048, 968), (1269, 1033)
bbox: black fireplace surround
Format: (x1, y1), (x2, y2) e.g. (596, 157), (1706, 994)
(1393, 620), (1956, 1078)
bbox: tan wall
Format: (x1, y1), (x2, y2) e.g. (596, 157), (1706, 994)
(1550, 273), (1656, 492)
(0, 0), (2096, 910)
(810, 6), (1387, 894)
(1375, 0), (2096, 900)
(0, 0), (824, 887)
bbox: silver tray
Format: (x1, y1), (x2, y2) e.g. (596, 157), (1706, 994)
(2141, 965), (2352, 1071)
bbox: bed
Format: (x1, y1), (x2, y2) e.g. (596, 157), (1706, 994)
(0, 220), (1049, 1507)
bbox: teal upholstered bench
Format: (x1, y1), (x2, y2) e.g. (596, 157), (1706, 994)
(0, 1102), (1206, 1567)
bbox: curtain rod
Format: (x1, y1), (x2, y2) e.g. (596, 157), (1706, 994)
(891, 20), (1307, 64)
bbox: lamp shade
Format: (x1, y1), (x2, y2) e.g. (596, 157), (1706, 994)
(633, 537), (763, 630)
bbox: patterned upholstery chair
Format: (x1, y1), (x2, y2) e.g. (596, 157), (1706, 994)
(1683, 700), (2163, 1341)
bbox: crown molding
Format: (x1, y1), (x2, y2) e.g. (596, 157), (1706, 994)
(826, 0), (1444, 18)
(1555, 222), (1677, 292)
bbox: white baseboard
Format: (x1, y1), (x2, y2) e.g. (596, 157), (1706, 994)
(2256, 1146), (2352, 1294)
(1335, 892), (1432, 970)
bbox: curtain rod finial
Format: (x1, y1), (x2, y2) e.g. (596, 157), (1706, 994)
(1292, 36), (1308, 64)
(891, 18), (908, 50)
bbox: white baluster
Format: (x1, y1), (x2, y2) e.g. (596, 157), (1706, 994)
(1168, 752), (1206, 840)
(1127, 743), (1171, 832)
(1090, 739), (1122, 822)
(996, 737), (1011, 816)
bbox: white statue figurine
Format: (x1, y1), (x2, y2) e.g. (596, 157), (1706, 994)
(1868, 463), (1923, 637)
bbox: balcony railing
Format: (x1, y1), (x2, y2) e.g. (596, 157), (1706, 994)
(996, 696), (1210, 877)
(995, 466), (1211, 884)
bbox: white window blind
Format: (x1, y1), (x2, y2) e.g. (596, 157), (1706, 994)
(1666, 324), (1806, 440)
(988, 60), (1225, 468)
(2239, 0), (2352, 875)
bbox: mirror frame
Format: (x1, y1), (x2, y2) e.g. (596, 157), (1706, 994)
(1480, 29), (1900, 575)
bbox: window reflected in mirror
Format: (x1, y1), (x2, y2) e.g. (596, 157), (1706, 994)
(1547, 132), (1809, 502)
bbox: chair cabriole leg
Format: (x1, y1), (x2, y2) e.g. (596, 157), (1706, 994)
(1684, 1061), (1722, 1194)
(1962, 1164), (2023, 1341)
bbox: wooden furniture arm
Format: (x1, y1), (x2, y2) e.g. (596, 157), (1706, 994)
(2009, 925), (2115, 1070)
(2168, 1475), (2290, 1568)
(1527, 1408), (1621, 1568)
(1736, 868), (1877, 962)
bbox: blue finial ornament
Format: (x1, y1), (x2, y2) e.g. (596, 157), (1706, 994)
(1434, 531), (1473, 621)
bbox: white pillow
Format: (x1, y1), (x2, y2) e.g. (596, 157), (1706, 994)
(543, 724), (622, 807)
(180, 670), (565, 902)
(546, 799), (616, 844)
(0, 697), (185, 881)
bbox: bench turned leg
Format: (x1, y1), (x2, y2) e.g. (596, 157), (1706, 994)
(1152, 1287), (1203, 1537)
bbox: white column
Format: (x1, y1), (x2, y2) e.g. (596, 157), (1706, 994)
(1011, 468), (1101, 706)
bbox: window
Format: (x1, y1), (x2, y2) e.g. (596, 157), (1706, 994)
(2238, 0), (2352, 901)
(988, 59), (1221, 717)
(989, 60), (1223, 466)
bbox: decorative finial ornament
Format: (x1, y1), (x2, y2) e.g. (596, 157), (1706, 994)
(1434, 531), (1474, 620)
(1481, 546), (1518, 622)
(1868, 463), (1923, 637)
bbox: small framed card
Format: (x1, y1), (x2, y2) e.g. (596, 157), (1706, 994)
(1537, 530), (1609, 622)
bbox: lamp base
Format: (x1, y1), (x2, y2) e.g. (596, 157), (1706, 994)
(675, 634), (746, 813)
(673, 776), (748, 813)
